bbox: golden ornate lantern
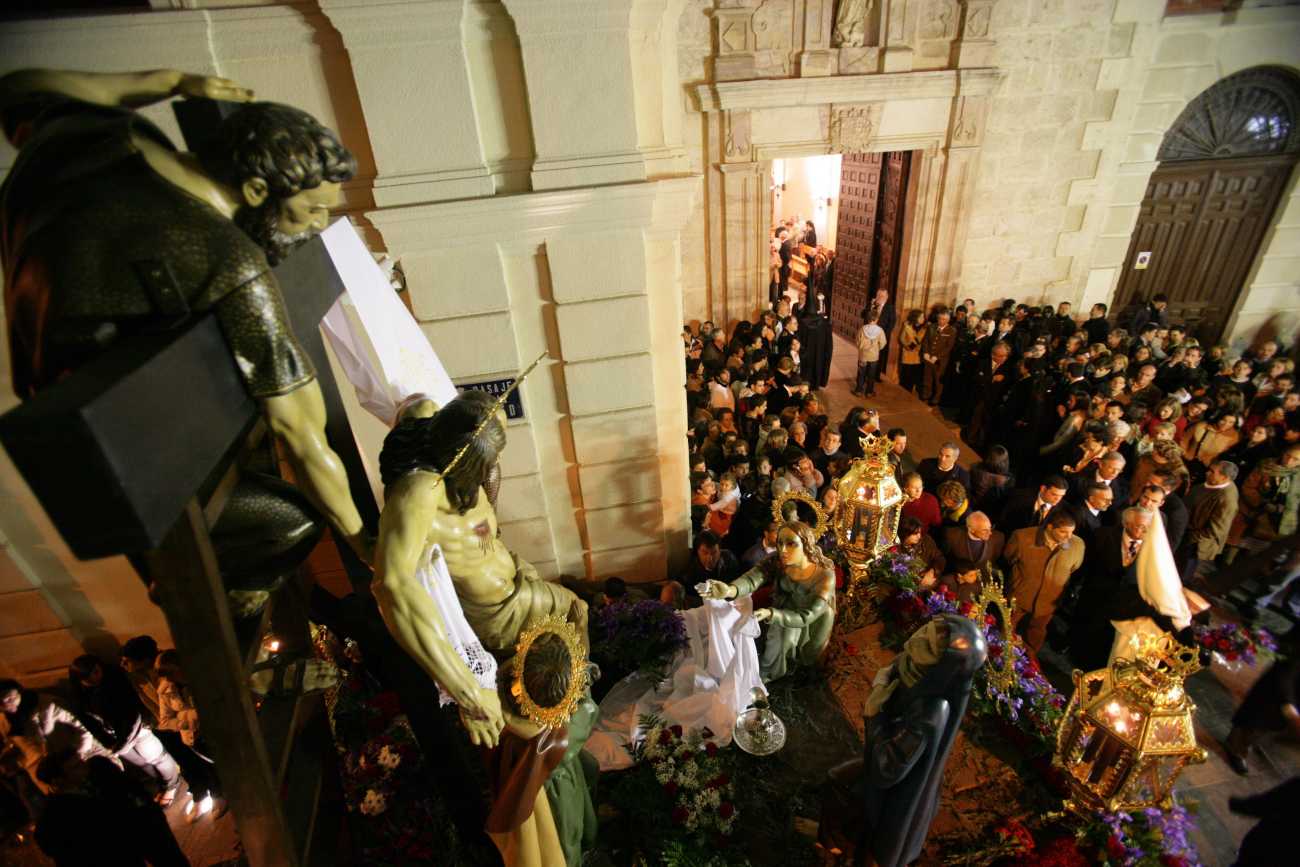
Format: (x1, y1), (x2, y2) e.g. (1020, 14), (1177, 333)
(834, 432), (903, 568)
(1054, 632), (1207, 813)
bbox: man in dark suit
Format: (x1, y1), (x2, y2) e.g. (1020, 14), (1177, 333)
(962, 340), (1014, 448)
(1000, 476), (1070, 534)
(865, 287), (896, 383)
(1066, 482), (1114, 544)
(1136, 474), (1188, 552)
(777, 228), (793, 299)
(918, 442), (971, 497)
(1069, 451), (1129, 514)
(939, 511), (1005, 603)
(1068, 507), (1180, 671)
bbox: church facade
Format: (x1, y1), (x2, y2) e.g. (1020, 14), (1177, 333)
(0, 0), (1297, 683)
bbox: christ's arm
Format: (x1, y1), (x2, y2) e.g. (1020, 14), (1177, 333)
(0, 68), (252, 114)
(373, 473), (504, 747)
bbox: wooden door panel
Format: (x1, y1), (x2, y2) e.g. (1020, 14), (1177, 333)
(832, 153), (883, 339)
(1113, 155), (1294, 344)
(875, 151), (910, 303)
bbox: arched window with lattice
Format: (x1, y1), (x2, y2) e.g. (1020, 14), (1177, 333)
(1158, 66), (1300, 162)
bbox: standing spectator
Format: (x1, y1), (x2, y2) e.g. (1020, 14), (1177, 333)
(999, 476), (1069, 534)
(917, 442), (971, 496)
(68, 656), (181, 805)
(1069, 451), (1129, 511)
(853, 310), (887, 397)
(1068, 482), (1115, 544)
(742, 521), (780, 569)
(918, 309), (957, 406)
(897, 309), (926, 393)
(938, 512), (1004, 603)
(1180, 460), (1240, 585)
(1180, 411), (1240, 478)
(1082, 302), (1110, 345)
(777, 228), (793, 300)
(1, 679), (116, 782)
(1006, 510), (1086, 654)
(682, 531), (741, 590)
(887, 427), (913, 477)
(866, 287), (896, 383)
(812, 427), (845, 480)
(155, 652), (218, 816)
(968, 444), (1014, 514)
(894, 515), (946, 589)
(1229, 443), (1300, 548)
(35, 751), (190, 867)
(900, 472), (942, 536)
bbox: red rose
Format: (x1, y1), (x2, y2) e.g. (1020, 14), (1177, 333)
(664, 781), (679, 796)
(718, 802), (736, 819)
(1159, 856), (1191, 867)
(1226, 651), (1239, 661)
(658, 730), (672, 745)
(1106, 835), (1126, 859)
(1217, 639), (1231, 651)
(844, 643), (859, 656)
(671, 806), (689, 824)
(705, 741), (719, 757)
(670, 724), (683, 738)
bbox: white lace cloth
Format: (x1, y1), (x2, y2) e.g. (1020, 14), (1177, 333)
(1110, 508), (1193, 663)
(319, 219), (498, 704)
(584, 598), (765, 770)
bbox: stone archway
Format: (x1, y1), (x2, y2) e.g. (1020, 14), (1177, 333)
(1113, 66), (1300, 344)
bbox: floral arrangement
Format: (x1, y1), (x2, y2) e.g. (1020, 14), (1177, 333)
(1082, 805), (1202, 867)
(968, 623), (1068, 758)
(591, 598), (689, 684)
(942, 807), (1201, 867)
(1189, 621), (1280, 667)
(635, 717), (739, 838)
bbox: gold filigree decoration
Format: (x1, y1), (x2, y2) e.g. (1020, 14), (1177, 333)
(511, 616), (588, 730)
(771, 488), (829, 538)
(971, 579), (1019, 694)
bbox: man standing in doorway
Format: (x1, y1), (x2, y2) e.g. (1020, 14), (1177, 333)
(866, 288), (896, 384)
(919, 309), (956, 406)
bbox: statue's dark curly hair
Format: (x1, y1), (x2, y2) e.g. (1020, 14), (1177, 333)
(196, 102), (356, 198)
(379, 390), (505, 514)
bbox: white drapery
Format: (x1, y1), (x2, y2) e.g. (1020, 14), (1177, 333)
(584, 598), (765, 770)
(318, 219), (497, 703)
(1109, 508), (1193, 664)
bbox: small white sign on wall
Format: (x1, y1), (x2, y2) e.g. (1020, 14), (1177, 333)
(1134, 251), (1152, 270)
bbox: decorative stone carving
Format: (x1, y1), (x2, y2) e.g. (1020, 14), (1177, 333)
(753, 0), (795, 52)
(830, 103), (883, 153)
(965, 2), (991, 38)
(832, 0), (872, 47)
(950, 96), (985, 147)
(886, 0), (907, 43)
(919, 0), (958, 40)
(714, 7), (757, 81)
(724, 111), (752, 161)
(838, 46), (879, 74)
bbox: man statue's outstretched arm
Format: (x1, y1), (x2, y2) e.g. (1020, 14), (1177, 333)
(373, 476), (504, 747)
(0, 68), (252, 115)
(263, 384), (373, 564)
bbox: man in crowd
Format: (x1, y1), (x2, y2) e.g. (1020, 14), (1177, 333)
(1070, 451), (1129, 510)
(1181, 460), (1240, 585)
(939, 511), (1005, 603)
(919, 309), (957, 406)
(918, 442), (970, 496)
(1000, 476), (1069, 534)
(1069, 481), (1115, 543)
(1006, 510), (1085, 654)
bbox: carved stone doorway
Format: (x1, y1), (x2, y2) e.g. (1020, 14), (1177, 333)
(1114, 66), (1300, 344)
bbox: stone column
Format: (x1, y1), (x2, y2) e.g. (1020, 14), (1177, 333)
(930, 94), (990, 298)
(503, 0), (688, 190)
(321, 0), (511, 205)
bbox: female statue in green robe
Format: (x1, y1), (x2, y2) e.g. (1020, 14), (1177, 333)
(701, 521), (837, 681)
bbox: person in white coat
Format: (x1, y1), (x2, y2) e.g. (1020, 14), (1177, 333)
(854, 310), (888, 397)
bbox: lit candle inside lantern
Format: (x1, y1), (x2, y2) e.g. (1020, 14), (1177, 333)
(262, 635), (282, 654)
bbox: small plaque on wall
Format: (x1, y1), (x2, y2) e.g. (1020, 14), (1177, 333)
(1135, 251), (1152, 270)
(458, 378), (525, 420)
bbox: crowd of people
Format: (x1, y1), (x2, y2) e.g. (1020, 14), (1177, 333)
(683, 290), (1300, 771)
(1, 637), (215, 864)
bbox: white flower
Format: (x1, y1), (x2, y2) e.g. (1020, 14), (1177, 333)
(377, 745), (401, 770)
(360, 789), (387, 816)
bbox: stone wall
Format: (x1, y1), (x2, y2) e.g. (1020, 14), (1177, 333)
(0, 0), (696, 683)
(957, 0), (1122, 307)
(1077, 0), (1300, 353)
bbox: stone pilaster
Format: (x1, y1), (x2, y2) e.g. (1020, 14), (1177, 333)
(719, 162), (766, 326)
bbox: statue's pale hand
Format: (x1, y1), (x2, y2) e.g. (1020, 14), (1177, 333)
(458, 687), (505, 748)
(753, 608), (772, 623)
(699, 580), (732, 600)
(175, 74), (255, 103)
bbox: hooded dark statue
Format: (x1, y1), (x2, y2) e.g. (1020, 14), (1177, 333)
(820, 614), (988, 866)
